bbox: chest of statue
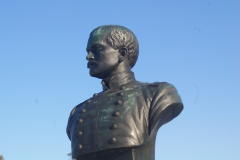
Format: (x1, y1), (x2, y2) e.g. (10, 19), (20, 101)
(68, 81), (157, 158)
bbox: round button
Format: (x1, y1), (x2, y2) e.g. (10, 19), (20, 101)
(117, 92), (124, 96)
(110, 124), (118, 130)
(109, 137), (117, 144)
(78, 118), (83, 124)
(86, 100), (91, 104)
(112, 111), (120, 117)
(81, 109), (86, 113)
(120, 86), (125, 90)
(115, 100), (122, 105)
(78, 144), (83, 150)
(77, 131), (83, 137)
(93, 93), (98, 97)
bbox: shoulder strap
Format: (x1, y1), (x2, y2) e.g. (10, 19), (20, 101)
(70, 100), (86, 116)
(149, 82), (167, 88)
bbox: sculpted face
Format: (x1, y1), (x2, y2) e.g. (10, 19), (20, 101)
(86, 33), (120, 79)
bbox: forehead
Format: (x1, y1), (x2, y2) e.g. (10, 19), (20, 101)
(87, 30), (108, 48)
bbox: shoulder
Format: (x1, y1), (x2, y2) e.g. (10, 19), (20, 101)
(72, 101), (86, 115)
(149, 82), (183, 132)
(68, 101), (86, 120)
(148, 82), (180, 96)
(149, 81), (182, 104)
(148, 81), (167, 86)
(66, 100), (87, 139)
(148, 81), (167, 90)
(135, 81), (169, 95)
(133, 81), (166, 88)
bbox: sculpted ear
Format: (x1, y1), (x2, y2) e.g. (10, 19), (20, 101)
(118, 47), (128, 63)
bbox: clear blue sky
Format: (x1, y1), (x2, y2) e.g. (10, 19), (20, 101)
(0, 1), (239, 160)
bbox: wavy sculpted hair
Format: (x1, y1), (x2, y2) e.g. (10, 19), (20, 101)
(89, 25), (139, 68)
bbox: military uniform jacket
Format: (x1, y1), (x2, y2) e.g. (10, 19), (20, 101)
(67, 71), (183, 159)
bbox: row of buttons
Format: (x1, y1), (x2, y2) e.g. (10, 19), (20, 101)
(77, 103), (86, 150)
(108, 89), (124, 144)
(77, 87), (125, 150)
(77, 98), (89, 150)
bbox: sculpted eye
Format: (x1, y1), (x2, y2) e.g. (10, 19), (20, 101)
(95, 46), (103, 52)
(96, 47), (101, 51)
(90, 44), (105, 53)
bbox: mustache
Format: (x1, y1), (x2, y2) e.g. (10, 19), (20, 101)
(87, 61), (97, 68)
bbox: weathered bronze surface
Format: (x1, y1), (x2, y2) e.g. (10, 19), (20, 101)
(67, 25), (184, 160)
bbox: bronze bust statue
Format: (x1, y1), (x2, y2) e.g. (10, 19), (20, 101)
(67, 25), (183, 160)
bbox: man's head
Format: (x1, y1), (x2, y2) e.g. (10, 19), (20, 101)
(86, 25), (139, 79)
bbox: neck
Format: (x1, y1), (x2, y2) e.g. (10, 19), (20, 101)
(101, 71), (136, 91)
(102, 63), (131, 88)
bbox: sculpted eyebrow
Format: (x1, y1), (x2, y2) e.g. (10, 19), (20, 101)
(86, 44), (105, 52)
(93, 44), (104, 49)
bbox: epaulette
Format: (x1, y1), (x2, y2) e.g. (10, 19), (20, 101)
(70, 100), (86, 116)
(149, 82), (167, 88)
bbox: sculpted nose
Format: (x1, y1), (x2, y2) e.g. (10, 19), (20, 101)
(86, 52), (94, 61)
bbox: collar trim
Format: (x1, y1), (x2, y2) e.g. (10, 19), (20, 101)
(101, 71), (136, 91)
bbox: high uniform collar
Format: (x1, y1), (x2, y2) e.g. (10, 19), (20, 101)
(101, 71), (136, 91)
